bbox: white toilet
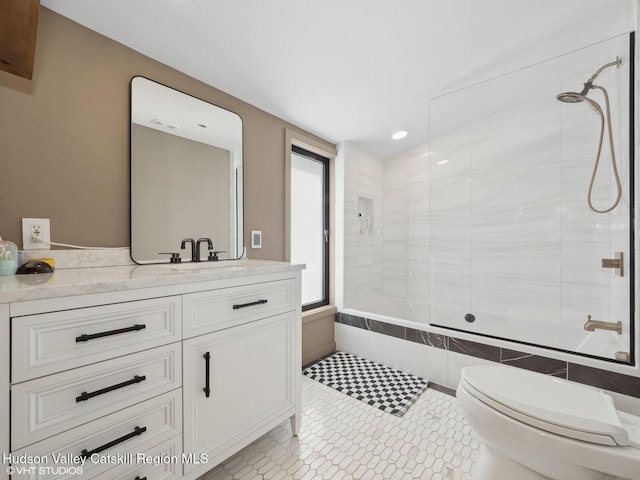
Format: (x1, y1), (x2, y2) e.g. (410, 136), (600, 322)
(457, 365), (640, 480)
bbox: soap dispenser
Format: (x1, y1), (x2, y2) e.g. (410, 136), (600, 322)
(0, 237), (19, 276)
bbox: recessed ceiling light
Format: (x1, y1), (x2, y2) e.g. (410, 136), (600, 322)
(391, 130), (408, 140)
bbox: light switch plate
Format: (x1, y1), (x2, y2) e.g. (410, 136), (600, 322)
(251, 230), (262, 249)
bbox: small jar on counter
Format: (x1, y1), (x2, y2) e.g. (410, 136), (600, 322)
(0, 238), (19, 276)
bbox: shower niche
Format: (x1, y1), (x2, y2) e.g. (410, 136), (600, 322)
(358, 196), (373, 235)
(427, 32), (635, 363)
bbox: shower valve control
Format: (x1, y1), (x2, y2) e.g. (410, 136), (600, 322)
(601, 252), (623, 277)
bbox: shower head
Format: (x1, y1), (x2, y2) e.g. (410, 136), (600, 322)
(556, 92), (585, 103)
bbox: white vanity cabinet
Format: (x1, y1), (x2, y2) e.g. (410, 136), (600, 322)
(8, 295), (184, 480)
(181, 275), (300, 478)
(0, 262), (302, 480)
(183, 311), (298, 477)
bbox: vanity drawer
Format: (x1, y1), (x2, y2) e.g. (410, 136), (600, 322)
(12, 342), (181, 450)
(12, 296), (182, 382)
(10, 389), (182, 480)
(183, 278), (296, 337)
(91, 434), (182, 480)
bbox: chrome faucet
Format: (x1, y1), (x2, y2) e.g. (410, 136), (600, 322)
(180, 238), (196, 262)
(196, 238), (214, 262)
(583, 315), (622, 335)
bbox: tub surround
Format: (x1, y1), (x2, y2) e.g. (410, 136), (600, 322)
(335, 312), (640, 402)
(336, 34), (634, 363)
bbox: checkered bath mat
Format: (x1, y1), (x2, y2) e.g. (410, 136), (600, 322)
(303, 351), (428, 416)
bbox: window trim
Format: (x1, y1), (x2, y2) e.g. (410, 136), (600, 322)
(291, 145), (330, 311)
(284, 129), (337, 311)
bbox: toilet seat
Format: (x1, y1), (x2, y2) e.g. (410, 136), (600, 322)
(460, 365), (631, 447)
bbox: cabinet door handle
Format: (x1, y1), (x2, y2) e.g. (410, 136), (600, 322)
(80, 426), (147, 458)
(203, 352), (211, 398)
(75, 324), (146, 342)
(76, 375), (146, 402)
(232, 299), (268, 310)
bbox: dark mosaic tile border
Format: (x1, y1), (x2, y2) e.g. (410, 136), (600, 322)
(335, 312), (640, 399)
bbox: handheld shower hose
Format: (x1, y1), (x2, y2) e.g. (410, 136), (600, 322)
(556, 57), (621, 214)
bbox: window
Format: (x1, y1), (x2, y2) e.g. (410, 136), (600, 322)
(290, 145), (329, 310)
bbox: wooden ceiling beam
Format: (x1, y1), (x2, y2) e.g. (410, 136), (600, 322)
(0, 0), (40, 80)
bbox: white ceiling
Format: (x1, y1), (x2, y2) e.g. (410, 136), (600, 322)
(41, 0), (634, 159)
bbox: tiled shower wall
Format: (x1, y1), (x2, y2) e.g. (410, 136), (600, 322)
(339, 33), (633, 361)
(336, 142), (385, 308)
(426, 33), (631, 358)
(382, 150), (430, 302)
(336, 143), (430, 309)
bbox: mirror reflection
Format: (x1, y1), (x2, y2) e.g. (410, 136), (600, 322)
(130, 76), (243, 264)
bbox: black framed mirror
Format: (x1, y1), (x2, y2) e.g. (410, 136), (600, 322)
(130, 76), (244, 264)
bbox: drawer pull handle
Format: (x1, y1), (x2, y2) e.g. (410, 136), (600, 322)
(233, 299), (268, 310)
(75, 324), (146, 342)
(203, 351), (211, 398)
(76, 375), (147, 402)
(81, 426), (147, 458)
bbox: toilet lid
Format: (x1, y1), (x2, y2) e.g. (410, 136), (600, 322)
(460, 365), (630, 446)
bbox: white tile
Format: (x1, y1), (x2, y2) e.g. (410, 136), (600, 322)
(411, 343), (449, 387)
(446, 351), (497, 390)
(200, 375), (479, 480)
(471, 276), (561, 325)
(335, 322), (370, 359)
(369, 332), (414, 375)
(336, 36), (632, 364)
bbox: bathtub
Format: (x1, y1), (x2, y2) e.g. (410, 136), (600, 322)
(345, 296), (429, 328)
(341, 296), (628, 360)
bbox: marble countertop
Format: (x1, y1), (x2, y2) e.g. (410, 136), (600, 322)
(0, 259), (303, 304)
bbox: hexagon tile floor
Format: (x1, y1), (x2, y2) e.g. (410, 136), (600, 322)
(199, 376), (480, 480)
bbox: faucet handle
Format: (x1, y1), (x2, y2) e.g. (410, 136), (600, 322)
(158, 252), (182, 264)
(208, 250), (226, 262)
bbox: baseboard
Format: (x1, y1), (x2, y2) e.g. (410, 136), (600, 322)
(428, 382), (456, 397)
